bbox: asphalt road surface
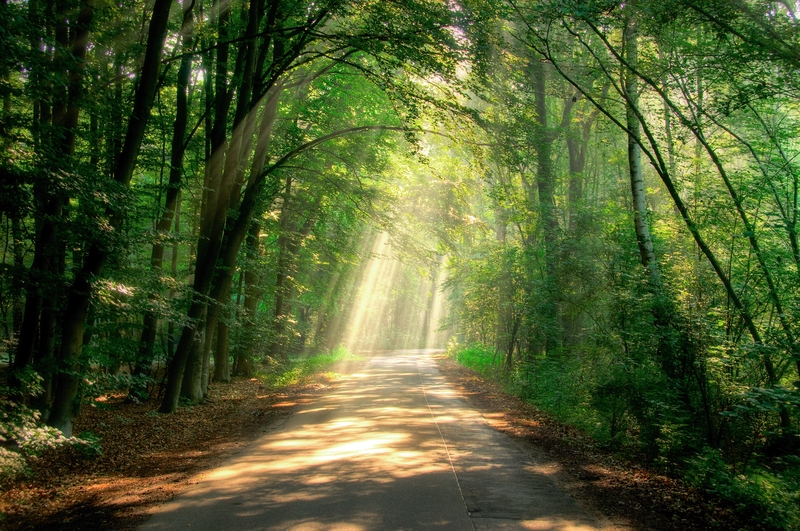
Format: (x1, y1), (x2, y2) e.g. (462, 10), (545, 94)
(140, 350), (606, 531)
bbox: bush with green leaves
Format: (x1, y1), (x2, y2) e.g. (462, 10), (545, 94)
(258, 346), (362, 389)
(687, 447), (800, 531)
(447, 340), (500, 378)
(1, 398), (67, 483)
(1, 390), (103, 485)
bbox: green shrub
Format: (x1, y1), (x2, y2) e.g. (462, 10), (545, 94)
(0, 447), (29, 484)
(259, 346), (362, 389)
(686, 447), (800, 531)
(447, 340), (499, 377)
(513, 356), (602, 439)
(1, 390), (103, 485)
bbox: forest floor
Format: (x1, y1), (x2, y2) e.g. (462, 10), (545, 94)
(0, 353), (760, 531)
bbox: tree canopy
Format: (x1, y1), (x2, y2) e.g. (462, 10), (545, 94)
(2, 0), (800, 527)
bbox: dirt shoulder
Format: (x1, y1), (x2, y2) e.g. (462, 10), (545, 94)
(0, 373), (346, 531)
(433, 354), (764, 531)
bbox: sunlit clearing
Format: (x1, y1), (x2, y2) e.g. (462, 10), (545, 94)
(424, 254), (449, 350)
(342, 232), (401, 351)
(342, 231), (450, 352)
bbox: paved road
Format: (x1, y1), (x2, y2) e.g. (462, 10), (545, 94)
(140, 350), (604, 531)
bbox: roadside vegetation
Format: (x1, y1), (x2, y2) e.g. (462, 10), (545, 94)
(257, 346), (364, 389)
(449, 341), (800, 531)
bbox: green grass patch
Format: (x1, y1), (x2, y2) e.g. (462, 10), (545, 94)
(451, 342), (501, 378)
(258, 346), (365, 389)
(447, 341), (601, 438)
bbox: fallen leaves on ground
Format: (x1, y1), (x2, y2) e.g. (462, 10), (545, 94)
(0, 376), (337, 531)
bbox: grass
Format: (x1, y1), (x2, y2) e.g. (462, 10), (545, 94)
(452, 342), (501, 378)
(258, 346), (365, 389)
(449, 341), (601, 436)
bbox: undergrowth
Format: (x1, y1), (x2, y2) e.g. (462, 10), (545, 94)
(258, 345), (364, 389)
(448, 339), (800, 531)
(1, 374), (102, 486)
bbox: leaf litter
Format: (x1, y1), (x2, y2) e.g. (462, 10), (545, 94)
(0, 375), (338, 531)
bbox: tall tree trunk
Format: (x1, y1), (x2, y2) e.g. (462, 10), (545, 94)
(200, 4), (262, 394)
(624, 19), (658, 279)
(234, 223), (262, 377)
(177, 0), (240, 404)
(565, 89), (604, 235)
(14, 0), (78, 393)
(12, 0), (58, 393)
(48, 0), (171, 435)
(134, 1), (195, 400)
(165, 198), (181, 367)
(161, 78), (283, 413)
(214, 317), (231, 382)
(530, 59), (560, 354)
(270, 180), (293, 360)
(10, 216), (24, 336)
(269, 191), (316, 359)
(493, 200), (514, 367)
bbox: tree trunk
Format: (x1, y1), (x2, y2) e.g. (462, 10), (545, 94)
(133, 1), (194, 401)
(234, 221), (262, 377)
(530, 59), (560, 355)
(270, 181), (293, 360)
(624, 19), (658, 280)
(169, 0), (242, 406)
(49, 0), (171, 435)
(159, 77), (284, 413)
(179, 318), (205, 405)
(12, 0), (61, 392)
(493, 201), (513, 367)
(215, 318), (231, 383)
(14, 0), (86, 395)
(198, 7), (261, 395)
(269, 195), (316, 359)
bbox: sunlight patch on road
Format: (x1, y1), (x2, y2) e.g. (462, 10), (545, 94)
(315, 433), (406, 460)
(281, 520), (369, 531)
(519, 520), (600, 531)
(202, 386), (452, 489)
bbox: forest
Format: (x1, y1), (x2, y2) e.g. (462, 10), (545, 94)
(1, 0), (800, 528)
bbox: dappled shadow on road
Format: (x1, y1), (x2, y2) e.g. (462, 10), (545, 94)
(141, 353), (471, 531)
(418, 356), (602, 531)
(141, 352), (603, 531)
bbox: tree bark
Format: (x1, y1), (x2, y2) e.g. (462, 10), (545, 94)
(12, 0), (63, 392)
(214, 317), (231, 382)
(134, 0), (195, 400)
(49, 0), (171, 435)
(177, 0), (240, 404)
(234, 222), (262, 377)
(530, 59), (560, 354)
(161, 78), (283, 412)
(199, 2), (262, 394)
(623, 19), (658, 280)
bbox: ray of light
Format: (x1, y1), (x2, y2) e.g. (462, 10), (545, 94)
(343, 232), (403, 351)
(424, 254), (449, 350)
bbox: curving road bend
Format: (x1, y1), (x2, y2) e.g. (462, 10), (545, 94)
(139, 350), (605, 531)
